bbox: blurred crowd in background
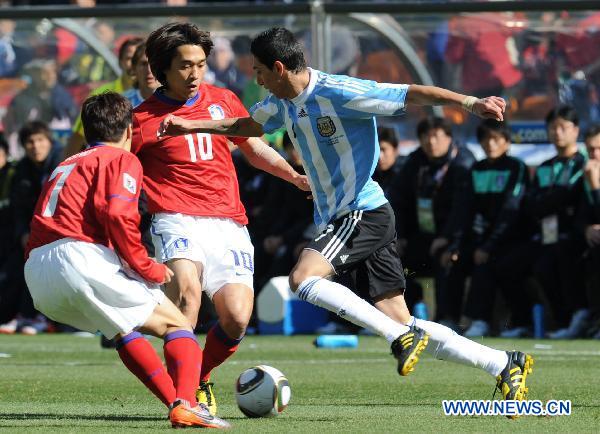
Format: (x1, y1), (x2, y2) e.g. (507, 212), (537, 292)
(0, 7), (599, 340)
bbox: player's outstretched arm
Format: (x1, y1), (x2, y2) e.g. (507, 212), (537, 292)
(238, 137), (311, 192)
(406, 84), (506, 121)
(158, 114), (264, 138)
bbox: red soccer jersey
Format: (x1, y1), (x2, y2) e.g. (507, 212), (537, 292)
(132, 84), (249, 225)
(26, 145), (166, 283)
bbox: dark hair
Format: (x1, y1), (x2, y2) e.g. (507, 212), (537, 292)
(81, 92), (132, 144)
(146, 22), (213, 86)
(251, 27), (307, 72)
(118, 36), (144, 62)
(232, 35), (252, 56)
(584, 124), (600, 142)
(416, 116), (453, 139)
(130, 42), (147, 89)
(545, 105), (579, 126)
(131, 42), (147, 68)
(377, 127), (398, 149)
(476, 119), (511, 143)
(18, 121), (52, 147)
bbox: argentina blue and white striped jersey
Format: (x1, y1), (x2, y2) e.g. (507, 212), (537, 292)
(250, 68), (409, 228)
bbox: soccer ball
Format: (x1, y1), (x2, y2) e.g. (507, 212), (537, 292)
(235, 365), (291, 418)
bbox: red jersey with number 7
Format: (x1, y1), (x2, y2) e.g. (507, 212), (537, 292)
(131, 84), (249, 225)
(26, 145), (166, 283)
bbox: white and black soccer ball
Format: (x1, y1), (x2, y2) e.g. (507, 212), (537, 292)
(235, 365), (291, 418)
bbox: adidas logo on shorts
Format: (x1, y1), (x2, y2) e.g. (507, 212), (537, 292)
(340, 254), (349, 263)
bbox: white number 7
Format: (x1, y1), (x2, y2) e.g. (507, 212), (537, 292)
(185, 133), (213, 162)
(43, 164), (76, 217)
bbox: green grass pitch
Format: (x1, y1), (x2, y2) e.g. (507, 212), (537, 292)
(1, 334), (598, 432)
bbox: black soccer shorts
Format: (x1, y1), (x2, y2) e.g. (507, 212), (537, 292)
(306, 203), (406, 299)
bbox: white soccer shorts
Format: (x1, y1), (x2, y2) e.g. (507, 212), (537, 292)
(150, 213), (254, 298)
(24, 238), (165, 339)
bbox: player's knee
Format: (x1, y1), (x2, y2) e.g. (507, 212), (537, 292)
(219, 315), (248, 339)
(177, 279), (201, 302)
(289, 268), (308, 293)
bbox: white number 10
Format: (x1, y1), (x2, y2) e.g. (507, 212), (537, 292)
(185, 133), (213, 162)
(43, 163), (76, 217)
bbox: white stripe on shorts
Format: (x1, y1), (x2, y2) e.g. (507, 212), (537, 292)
(323, 210), (363, 261)
(320, 212), (354, 259)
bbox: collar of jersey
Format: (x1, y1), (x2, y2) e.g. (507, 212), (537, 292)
(290, 67), (318, 105)
(154, 87), (200, 107)
(87, 142), (106, 148)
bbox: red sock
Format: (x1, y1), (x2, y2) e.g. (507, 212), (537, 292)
(200, 323), (242, 382)
(116, 332), (176, 407)
(164, 330), (202, 405)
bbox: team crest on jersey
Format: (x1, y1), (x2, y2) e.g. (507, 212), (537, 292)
(173, 238), (189, 251)
(208, 104), (225, 120)
(316, 116), (336, 137)
(123, 173), (136, 194)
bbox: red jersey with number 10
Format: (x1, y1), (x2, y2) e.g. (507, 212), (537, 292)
(132, 85), (249, 225)
(26, 145), (166, 283)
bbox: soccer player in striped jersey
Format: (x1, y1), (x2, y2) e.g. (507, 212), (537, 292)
(158, 27), (533, 402)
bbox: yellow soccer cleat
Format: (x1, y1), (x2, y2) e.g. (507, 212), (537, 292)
(495, 351), (534, 418)
(391, 326), (429, 376)
(196, 380), (217, 416)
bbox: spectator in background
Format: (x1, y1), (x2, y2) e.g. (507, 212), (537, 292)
(3, 59), (76, 157)
(63, 36), (143, 158)
(0, 121), (63, 334)
(0, 133), (17, 333)
(373, 126), (404, 195)
(0, 19), (18, 77)
(122, 42), (160, 108)
(209, 37), (247, 98)
(426, 20), (451, 89)
(231, 35), (268, 109)
(527, 105), (588, 339)
(457, 120), (531, 337)
(389, 116), (475, 329)
(446, 13), (523, 99)
(580, 126), (600, 339)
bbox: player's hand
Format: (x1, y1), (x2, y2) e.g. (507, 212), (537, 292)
(585, 160), (600, 189)
(162, 265), (174, 284)
(429, 237), (448, 257)
(440, 249), (459, 268)
(473, 248), (490, 265)
(291, 174), (311, 192)
(585, 224), (600, 247)
(471, 96), (506, 121)
(157, 114), (191, 138)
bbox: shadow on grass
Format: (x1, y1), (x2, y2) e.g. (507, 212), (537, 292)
(0, 413), (352, 424)
(0, 413), (164, 422)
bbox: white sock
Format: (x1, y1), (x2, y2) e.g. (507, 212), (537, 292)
(412, 317), (508, 377)
(297, 277), (409, 342)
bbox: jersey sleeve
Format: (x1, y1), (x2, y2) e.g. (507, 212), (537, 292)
(100, 153), (166, 283)
(226, 90), (252, 146)
(249, 94), (285, 134)
(336, 76), (409, 118)
(130, 114), (145, 155)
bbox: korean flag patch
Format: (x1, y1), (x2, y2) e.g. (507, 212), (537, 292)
(208, 104), (225, 120)
(123, 173), (137, 194)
